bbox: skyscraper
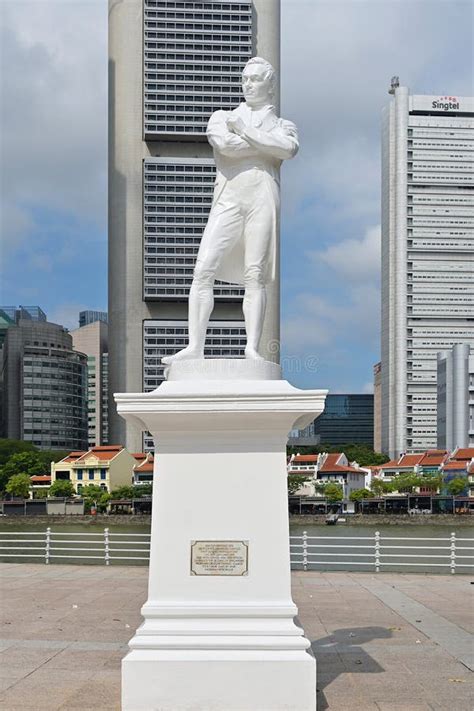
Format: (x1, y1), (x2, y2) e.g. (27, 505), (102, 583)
(381, 84), (474, 458)
(437, 344), (474, 450)
(71, 319), (109, 448)
(109, 0), (281, 450)
(1, 319), (88, 450)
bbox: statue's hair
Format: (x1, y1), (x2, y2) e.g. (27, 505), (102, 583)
(243, 57), (276, 96)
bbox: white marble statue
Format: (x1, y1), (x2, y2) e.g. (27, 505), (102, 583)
(162, 56), (299, 366)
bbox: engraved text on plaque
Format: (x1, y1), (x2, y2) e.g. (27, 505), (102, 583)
(190, 540), (249, 576)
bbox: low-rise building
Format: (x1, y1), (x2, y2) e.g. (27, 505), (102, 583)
(316, 453), (367, 498)
(133, 453), (154, 485)
(51, 445), (137, 494)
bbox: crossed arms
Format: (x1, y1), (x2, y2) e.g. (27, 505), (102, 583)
(206, 109), (299, 161)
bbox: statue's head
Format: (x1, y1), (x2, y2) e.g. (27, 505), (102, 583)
(242, 57), (275, 107)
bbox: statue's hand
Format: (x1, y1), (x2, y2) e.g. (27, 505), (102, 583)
(226, 116), (245, 137)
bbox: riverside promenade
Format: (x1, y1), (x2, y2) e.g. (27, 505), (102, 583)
(0, 564), (472, 710)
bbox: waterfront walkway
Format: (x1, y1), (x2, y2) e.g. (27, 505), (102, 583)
(0, 564), (472, 710)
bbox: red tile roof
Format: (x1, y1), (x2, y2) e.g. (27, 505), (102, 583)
(292, 454), (318, 462)
(419, 450), (448, 466)
(61, 452), (87, 463)
(398, 454), (424, 467)
(451, 448), (474, 461)
(442, 461), (468, 471)
(131, 453), (147, 461)
(378, 459), (400, 469)
(30, 475), (51, 483)
(135, 461), (154, 472)
(75, 446), (124, 463)
(319, 463), (365, 475)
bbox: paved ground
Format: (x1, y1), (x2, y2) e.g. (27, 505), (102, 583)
(0, 564), (472, 710)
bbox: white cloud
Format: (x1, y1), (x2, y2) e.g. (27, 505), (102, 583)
(309, 225), (381, 284)
(0, 1), (107, 248)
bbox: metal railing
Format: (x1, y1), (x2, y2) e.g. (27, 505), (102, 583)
(0, 529), (473, 574)
(290, 531), (474, 574)
(0, 528), (151, 565)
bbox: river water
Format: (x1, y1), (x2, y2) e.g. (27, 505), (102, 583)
(0, 520), (472, 574)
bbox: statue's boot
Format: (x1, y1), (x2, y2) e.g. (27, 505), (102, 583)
(161, 281), (214, 365)
(243, 286), (266, 361)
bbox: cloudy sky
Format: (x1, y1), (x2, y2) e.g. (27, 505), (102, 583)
(1, 0), (472, 391)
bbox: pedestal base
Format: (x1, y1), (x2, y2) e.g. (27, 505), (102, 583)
(123, 651), (316, 711)
(115, 361), (326, 711)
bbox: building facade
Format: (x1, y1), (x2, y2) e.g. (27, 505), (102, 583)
(381, 86), (474, 458)
(288, 394), (374, 447)
(437, 343), (474, 450)
(108, 0), (281, 450)
(1, 319), (88, 450)
(373, 362), (382, 452)
(51, 445), (139, 494)
(79, 311), (108, 328)
(71, 320), (109, 448)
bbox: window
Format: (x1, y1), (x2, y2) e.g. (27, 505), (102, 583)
(89, 471), (94, 480)
(77, 472), (83, 481)
(100, 471), (106, 480)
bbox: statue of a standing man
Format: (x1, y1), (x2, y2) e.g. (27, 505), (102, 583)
(162, 57), (299, 365)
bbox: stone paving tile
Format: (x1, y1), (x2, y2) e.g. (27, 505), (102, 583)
(1, 564), (473, 711)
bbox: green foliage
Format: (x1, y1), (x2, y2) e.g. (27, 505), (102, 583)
(323, 483), (343, 502)
(32, 488), (49, 499)
(6, 473), (31, 498)
(446, 477), (468, 496)
(287, 474), (313, 495)
(49, 480), (75, 498)
(0, 438), (36, 467)
(79, 485), (111, 513)
(110, 484), (153, 500)
(0, 448), (69, 493)
(349, 488), (375, 502)
(110, 485), (135, 500)
(370, 478), (393, 495)
(286, 443), (389, 467)
(420, 474), (441, 492)
(390, 473), (422, 493)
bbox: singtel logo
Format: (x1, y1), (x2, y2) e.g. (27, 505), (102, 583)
(432, 96), (459, 111)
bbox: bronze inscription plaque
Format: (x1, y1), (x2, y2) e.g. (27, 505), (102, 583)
(190, 540), (249, 576)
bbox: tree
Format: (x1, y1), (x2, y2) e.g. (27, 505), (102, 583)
(0, 438), (36, 467)
(133, 484), (152, 497)
(371, 478), (393, 496)
(446, 477), (468, 496)
(349, 488), (375, 502)
(79, 484), (111, 513)
(287, 474), (313, 495)
(390, 473), (422, 494)
(49, 480), (75, 498)
(6, 473), (31, 498)
(323, 483), (343, 502)
(0, 452), (46, 492)
(110, 485), (135, 500)
(420, 475), (441, 492)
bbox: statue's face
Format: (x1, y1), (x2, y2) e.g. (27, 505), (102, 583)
(242, 63), (272, 106)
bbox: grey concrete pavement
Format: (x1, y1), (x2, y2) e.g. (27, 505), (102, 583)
(0, 564), (472, 710)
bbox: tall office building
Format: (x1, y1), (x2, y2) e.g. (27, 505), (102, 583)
(1, 319), (88, 450)
(109, 0), (281, 450)
(79, 311), (108, 328)
(71, 320), (109, 448)
(288, 394), (374, 447)
(437, 344), (474, 450)
(381, 84), (474, 458)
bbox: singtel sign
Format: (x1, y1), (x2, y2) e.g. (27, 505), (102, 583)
(432, 96), (459, 111)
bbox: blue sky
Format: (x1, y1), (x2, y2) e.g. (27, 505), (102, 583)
(1, 0), (473, 392)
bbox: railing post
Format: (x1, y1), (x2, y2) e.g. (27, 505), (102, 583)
(450, 531), (456, 575)
(45, 527), (51, 565)
(302, 530), (308, 571)
(104, 527), (110, 566)
(375, 530), (380, 573)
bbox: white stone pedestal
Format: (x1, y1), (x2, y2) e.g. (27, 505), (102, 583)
(115, 360), (326, 711)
